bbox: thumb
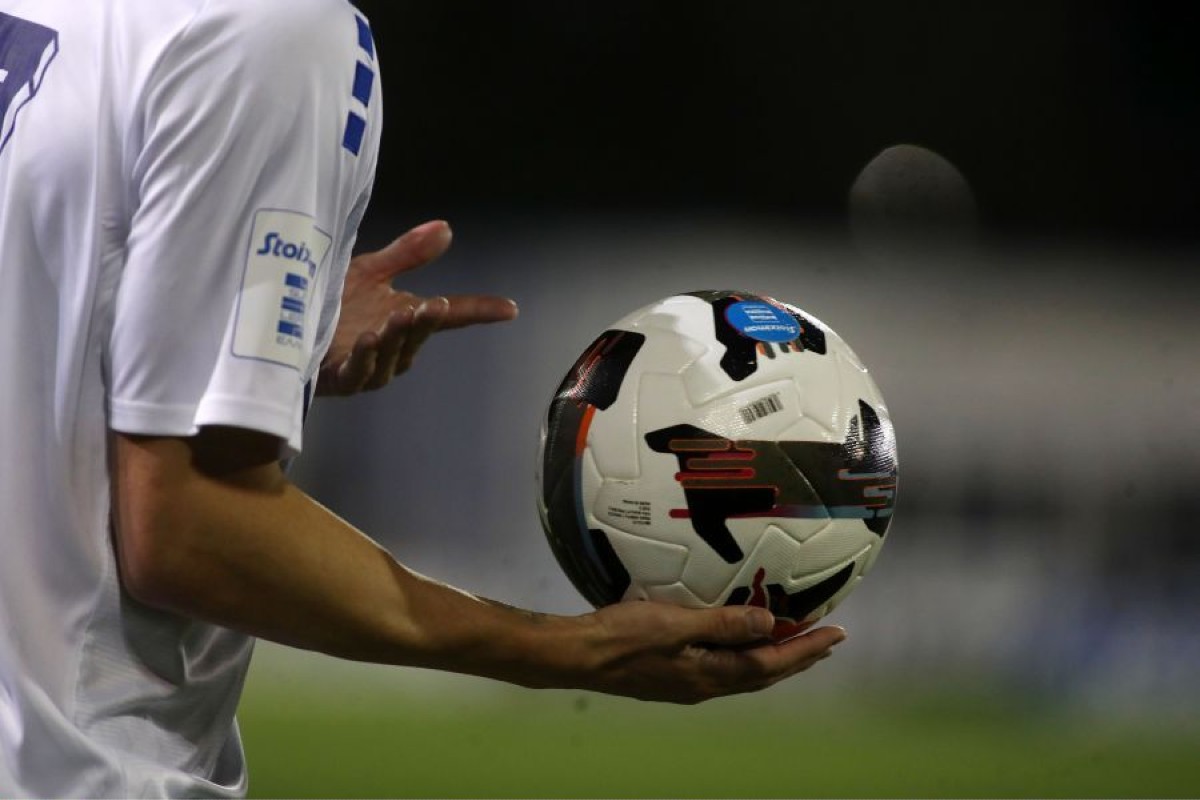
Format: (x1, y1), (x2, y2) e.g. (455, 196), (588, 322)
(677, 606), (775, 647)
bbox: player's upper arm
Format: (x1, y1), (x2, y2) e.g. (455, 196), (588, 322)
(110, 0), (381, 455)
(111, 427), (287, 609)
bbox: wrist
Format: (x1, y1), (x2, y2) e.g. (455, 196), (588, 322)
(483, 606), (605, 691)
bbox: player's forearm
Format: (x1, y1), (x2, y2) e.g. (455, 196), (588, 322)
(111, 433), (595, 683)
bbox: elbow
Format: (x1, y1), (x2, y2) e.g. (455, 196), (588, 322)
(110, 429), (284, 616)
(115, 513), (196, 612)
(112, 467), (206, 613)
(110, 432), (222, 614)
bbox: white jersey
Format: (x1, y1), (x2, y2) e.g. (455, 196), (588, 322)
(0, 0), (380, 795)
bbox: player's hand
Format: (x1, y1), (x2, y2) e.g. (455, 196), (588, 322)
(316, 220), (518, 396)
(579, 601), (846, 704)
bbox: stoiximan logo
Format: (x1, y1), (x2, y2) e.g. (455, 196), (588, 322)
(233, 209), (333, 370)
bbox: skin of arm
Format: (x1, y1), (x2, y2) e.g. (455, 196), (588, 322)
(111, 426), (847, 704)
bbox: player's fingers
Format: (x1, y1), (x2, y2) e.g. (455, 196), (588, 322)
(692, 625), (845, 697)
(671, 605), (776, 649)
(364, 304), (417, 390)
(744, 625), (847, 679)
(358, 220), (453, 281)
(771, 640), (840, 680)
(337, 332), (380, 394)
(439, 294), (519, 330)
(393, 297), (450, 375)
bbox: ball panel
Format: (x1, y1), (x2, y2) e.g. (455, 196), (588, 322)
(645, 581), (707, 608)
(724, 558), (857, 625)
(601, 525), (690, 586)
(538, 328), (648, 606)
(692, 379), (806, 442)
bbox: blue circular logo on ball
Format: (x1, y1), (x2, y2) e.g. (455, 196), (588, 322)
(725, 301), (801, 343)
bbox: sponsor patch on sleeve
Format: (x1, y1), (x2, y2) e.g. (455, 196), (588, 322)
(232, 209), (333, 369)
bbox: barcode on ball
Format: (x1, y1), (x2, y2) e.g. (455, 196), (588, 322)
(738, 393), (784, 426)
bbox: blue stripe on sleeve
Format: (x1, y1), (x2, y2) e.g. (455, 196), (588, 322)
(356, 16), (375, 59)
(352, 62), (374, 107)
(342, 112), (366, 156)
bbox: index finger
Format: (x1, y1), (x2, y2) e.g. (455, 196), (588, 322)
(440, 294), (520, 330)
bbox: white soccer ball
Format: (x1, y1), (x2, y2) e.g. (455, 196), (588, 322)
(536, 291), (897, 639)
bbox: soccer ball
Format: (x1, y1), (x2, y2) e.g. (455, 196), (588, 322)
(536, 290), (897, 640)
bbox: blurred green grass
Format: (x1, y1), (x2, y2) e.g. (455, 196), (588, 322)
(240, 649), (1199, 798)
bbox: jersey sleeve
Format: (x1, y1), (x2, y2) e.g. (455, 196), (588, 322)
(108, 0), (381, 456)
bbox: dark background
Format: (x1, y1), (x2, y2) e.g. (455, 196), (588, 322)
(352, 1), (1198, 242)
(246, 5), (1200, 793)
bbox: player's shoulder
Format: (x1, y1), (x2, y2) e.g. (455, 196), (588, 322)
(199, 0), (365, 32)
(189, 0), (370, 64)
